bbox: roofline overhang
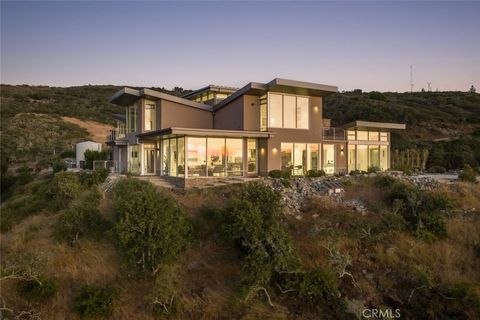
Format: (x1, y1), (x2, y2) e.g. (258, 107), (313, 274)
(340, 120), (406, 130)
(136, 127), (275, 140)
(109, 87), (213, 112)
(181, 85), (239, 99)
(213, 78), (338, 111)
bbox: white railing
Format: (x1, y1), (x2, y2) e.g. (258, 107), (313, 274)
(93, 160), (118, 173)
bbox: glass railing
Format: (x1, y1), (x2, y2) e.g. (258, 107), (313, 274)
(107, 128), (126, 141)
(323, 127), (346, 140)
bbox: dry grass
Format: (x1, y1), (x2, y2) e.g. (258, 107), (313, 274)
(62, 116), (113, 143)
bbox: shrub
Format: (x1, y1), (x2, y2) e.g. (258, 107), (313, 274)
(112, 178), (191, 271)
(459, 164), (477, 183)
(51, 171), (81, 208)
(15, 165), (36, 186)
(279, 178), (291, 188)
(59, 149), (76, 158)
(286, 268), (339, 301)
(426, 166), (447, 174)
(53, 190), (110, 245)
(368, 91), (388, 101)
(221, 183), (298, 286)
(18, 276), (57, 301)
(306, 169), (326, 177)
(84, 150), (108, 170)
(367, 166), (380, 173)
(374, 175), (398, 188)
(73, 285), (115, 319)
(268, 169), (291, 179)
(79, 168), (109, 187)
(53, 157), (68, 173)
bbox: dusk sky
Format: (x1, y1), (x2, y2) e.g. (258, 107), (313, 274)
(1, 1), (479, 92)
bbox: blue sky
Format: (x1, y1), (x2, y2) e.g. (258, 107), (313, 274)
(1, 1), (479, 92)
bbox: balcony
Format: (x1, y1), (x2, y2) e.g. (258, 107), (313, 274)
(323, 127), (346, 141)
(107, 128), (127, 142)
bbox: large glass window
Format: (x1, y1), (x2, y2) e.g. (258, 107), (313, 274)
(369, 145), (380, 169)
(348, 144), (356, 172)
(177, 138), (185, 177)
(144, 101), (156, 131)
(357, 131), (368, 141)
(380, 132), (388, 142)
(283, 95), (296, 128)
(126, 105), (137, 133)
(226, 138), (243, 176)
(322, 144), (335, 175)
(347, 131), (356, 140)
(260, 95), (267, 131)
(247, 139), (257, 173)
(296, 97), (309, 129)
(307, 144), (319, 171)
(207, 138), (226, 177)
(269, 93), (283, 128)
(356, 145), (368, 171)
(380, 145), (388, 171)
(162, 139), (170, 176)
(369, 131), (379, 141)
(293, 144), (307, 175)
(268, 93), (309, 129)
(169, 138), (178, 176)
(281, 143), (293, 172)
(187, 137), (207, 177)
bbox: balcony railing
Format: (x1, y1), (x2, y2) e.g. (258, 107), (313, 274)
(107, 128), (126, 142)
(323, 127), (346, 141)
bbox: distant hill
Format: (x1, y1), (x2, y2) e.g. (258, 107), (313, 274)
(1, 85), (479, 171)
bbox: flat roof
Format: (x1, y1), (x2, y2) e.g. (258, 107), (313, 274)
(340, 120), (406, 130)
(181, 85), (239, 99)
(109, 87), (213, 112)
(137, 127), (274, 139)
(213, 78), (338, 111)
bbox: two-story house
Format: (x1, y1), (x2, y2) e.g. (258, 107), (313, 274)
(108, 78), (405, 187)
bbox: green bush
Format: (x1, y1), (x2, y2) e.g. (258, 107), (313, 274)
(367, 166), (380, 173)
(368, 91), (388, 101)
(18, 276), (57, 301)
(84, 150), (108, 170)
(79, 168), (109, 187)
(459, 164), (477, 183)
(279, 178), (291, 188)
(73, 285), (115, 319)
(51, 171), (82, 209)
(286, 268), (339, 301)
(53, 190), (110, 245)
(306, 169), (326, 177)
(112, 178), (191, 271)
(426, 166), (447, 173)
(221, 183), (298, 286)
(59, 149), (76, 158)
(268, 169), (291, 179)
(53, 157), (68, 173)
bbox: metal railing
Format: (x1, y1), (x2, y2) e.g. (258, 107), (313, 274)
(323, 127), (346, 141)
(93, 160), (118, 172)
(107, 128), (126, 142)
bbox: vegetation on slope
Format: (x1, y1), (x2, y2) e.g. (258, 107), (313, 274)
(1, 174), (479, 319)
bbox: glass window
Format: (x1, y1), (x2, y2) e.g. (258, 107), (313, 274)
(216, 93), (229, 100)
(322, 144), (335, 175)
(207, 138), (226, 177)
(296, 97), (309, 129)
(169, 138), (178, 176)
(356, 145), (368, 171)
(207, 92), (214, 100)
(348, 144), (356, 172)
(347, 130), (356, 140)
(307, 144), (319, 171)
(127, 105), (137, 133)
(226, 138), (243, 176)
(369, 131), (379, 141)
(260, 95), (267, 131)
(144, 101), (155, 131)
(283, 95), (296, 128)
(357, 131), (368, 140)
(369, 145), (380, 169)
(162, 139), (169, 176)
(293, 144), (307, 175)
(380, 145), (388, 171)
(247, 139), (257, 173)
(187, 137), (207, 177)
(129, 145), (140, 174)
(269, 93), (283, 127)
(177, 138), (185, 177)
(281, 143), (293, 173)
(380, 132), (388, 142)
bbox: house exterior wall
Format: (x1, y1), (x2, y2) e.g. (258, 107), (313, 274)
(213, 96), (244, 130)
(160, 100), (213, 129)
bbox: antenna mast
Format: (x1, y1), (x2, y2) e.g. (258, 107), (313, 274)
(427, 82), (432, 92)
(410, 65), (414, 93)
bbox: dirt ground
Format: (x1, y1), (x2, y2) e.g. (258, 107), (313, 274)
(62, 116), (113, 143)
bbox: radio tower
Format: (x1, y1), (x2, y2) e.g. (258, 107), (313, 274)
(427, 82), (432, 92)
(410, 65), (414, 93)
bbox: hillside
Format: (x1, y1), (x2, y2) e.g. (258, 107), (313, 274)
(1, 174), (479, 319)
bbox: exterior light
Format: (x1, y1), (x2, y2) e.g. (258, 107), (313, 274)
(313, 106), (319, 112)
(340, 146), (344, 155)
(260, 148), (265, 155)
(272, 148), (278, 154)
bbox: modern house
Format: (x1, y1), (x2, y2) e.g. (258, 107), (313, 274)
(108, 78), (405, 187)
